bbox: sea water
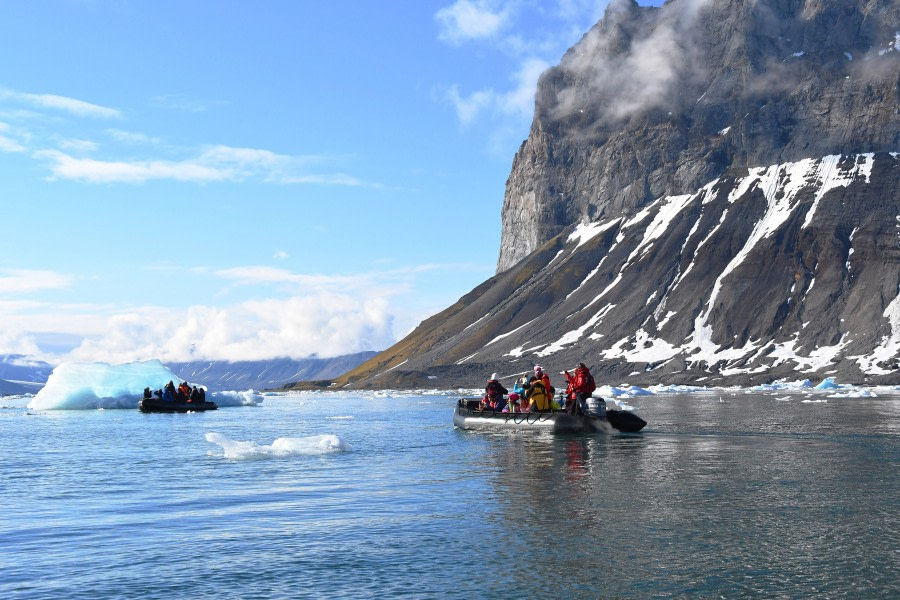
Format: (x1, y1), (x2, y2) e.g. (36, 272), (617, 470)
(1, 389), (898, 599)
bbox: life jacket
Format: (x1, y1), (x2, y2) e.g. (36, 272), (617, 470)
(529, 380), (550, 412)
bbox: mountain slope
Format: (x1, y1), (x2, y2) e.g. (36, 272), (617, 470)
(336, 0), (899, 389)
(338, 152), (899, 388)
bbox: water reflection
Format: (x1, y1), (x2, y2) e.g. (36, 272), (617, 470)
(478, 394), (900, 597)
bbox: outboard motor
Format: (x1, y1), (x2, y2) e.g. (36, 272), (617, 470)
(585, 396), (606, 418)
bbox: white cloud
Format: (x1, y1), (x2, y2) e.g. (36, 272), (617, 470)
(58, 138), (99, 152)
(448, 57), (549, 125)
(436, 0), (510, 44)
(34, 149), (231, 183)
(0, 260), (491, 363)
(106, 128), (161, 145)
(0, 89), (121, 119)
(33, 145), (371, 186)
(0, 134), (25, 152)
(273, 251), (290, 260)
(66, 293), (396, 362)
(549, 0), (714, 123)
(0, 269), (74, 294)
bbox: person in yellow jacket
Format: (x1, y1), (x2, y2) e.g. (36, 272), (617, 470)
(524, 375), (551, 412)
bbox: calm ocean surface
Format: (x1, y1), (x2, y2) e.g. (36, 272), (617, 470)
(1, 389), (898, 599)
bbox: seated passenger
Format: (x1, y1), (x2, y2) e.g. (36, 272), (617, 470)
(143, 387), (152, 400)
(513, 374), (528, 399)
(525, 375), (551, 412)
(504, 392), (520, 412)
(533, 365), (554, 398)
(519, 394), (531, 412)
(481, 373), (508, 411)
(190, 386), (201, 403)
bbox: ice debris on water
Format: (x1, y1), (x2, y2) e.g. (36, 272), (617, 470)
(205, 432), (350, 459)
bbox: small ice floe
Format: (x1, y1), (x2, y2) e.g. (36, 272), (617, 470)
(205, 432), (350, 460)
(326, 415), (355, 420)
(606, 398), (637, 411)
(596, 385), (654, 397)
(826, 390), (878, 398)
(775, 396), (791, 402)
(211, 390), (264, 407)
(801, 399), (828, 403)
(751, 379), (814, 391)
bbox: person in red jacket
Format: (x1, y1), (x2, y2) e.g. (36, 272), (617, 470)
(564, 363), (596, 415)
(481, 373), (508, 411)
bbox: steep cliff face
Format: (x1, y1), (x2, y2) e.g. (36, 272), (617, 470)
(340, 152), (899, 388)
(331, 0), (898, 389)
(498, 0), (899, 271)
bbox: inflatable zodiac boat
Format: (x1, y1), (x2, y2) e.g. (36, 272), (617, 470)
(453, 397), (646, 434)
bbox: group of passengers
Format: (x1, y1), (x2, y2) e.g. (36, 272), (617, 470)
(144, 380), (207, 404)
(480, 363), (597, 416)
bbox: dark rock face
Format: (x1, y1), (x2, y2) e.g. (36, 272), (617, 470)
(498, 0), (899, 271)
(338, 0), (898, 389)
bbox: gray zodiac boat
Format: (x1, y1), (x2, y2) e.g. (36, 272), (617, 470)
(453, 397), (646, 434)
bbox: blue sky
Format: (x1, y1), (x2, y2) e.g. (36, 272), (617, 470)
(0, 0), (658, 365)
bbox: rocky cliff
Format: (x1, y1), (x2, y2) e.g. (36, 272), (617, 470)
(498, 0), (899, 271)
(326, 0), (899, 389)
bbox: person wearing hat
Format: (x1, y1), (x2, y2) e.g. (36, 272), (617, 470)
(482, 372), (508, 411)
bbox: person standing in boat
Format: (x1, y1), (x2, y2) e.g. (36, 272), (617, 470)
(163, 381), (177, 402)
(482, 373), (508, 411)
(564, 363), (597, 416)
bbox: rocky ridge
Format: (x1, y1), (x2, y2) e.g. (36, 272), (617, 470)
(327, 0), (899, 389)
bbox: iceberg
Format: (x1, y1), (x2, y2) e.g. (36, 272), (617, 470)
(814, 377), (840, 390)
(29, 360), (197, 410)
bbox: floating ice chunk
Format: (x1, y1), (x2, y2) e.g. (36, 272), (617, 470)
(826, 390), (878, 398)
(605, 398), (636, 411)
(28, 360), (189, 410)
(210, 389), (264, 407)
(647, 384), (707, 393)
(814, 377), (839, 390)
(206, 432), (350, 459)
(750, 379), (813, 391)
(595, 384), (653, 398)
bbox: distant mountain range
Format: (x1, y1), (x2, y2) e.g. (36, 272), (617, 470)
(166, 353), (377, 391)
(326, 0), (900, 389)
(0, 352), (377, 395)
